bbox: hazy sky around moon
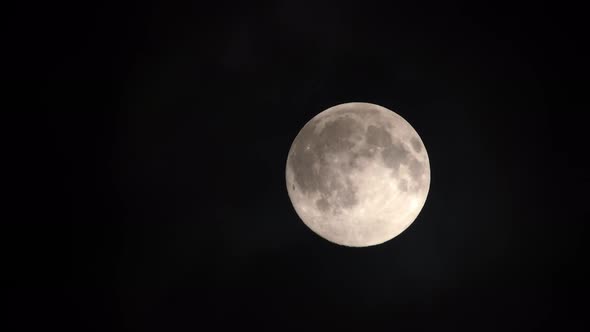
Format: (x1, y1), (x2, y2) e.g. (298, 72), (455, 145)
(286, 102), (430, 247)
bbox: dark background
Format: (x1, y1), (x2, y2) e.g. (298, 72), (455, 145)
(10, 1), (588, 331)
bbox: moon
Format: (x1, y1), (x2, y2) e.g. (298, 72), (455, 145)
(285, 102), (430, 247)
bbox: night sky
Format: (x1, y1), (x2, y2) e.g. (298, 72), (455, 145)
(13, 1), (588, 331)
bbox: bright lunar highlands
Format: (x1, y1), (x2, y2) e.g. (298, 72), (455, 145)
(286, 102), (430, 247)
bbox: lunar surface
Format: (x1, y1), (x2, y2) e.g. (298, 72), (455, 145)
(286, 102), (430, 247)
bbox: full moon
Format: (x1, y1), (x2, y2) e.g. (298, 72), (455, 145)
(286, 102), (430, 247)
